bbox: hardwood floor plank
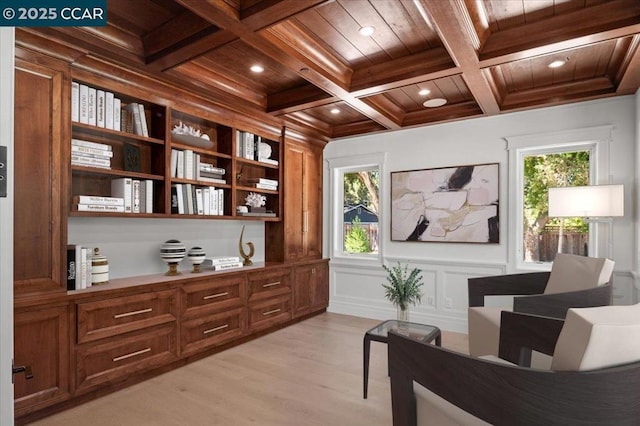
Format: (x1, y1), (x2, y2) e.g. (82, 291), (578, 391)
(29, 313), (468, 426)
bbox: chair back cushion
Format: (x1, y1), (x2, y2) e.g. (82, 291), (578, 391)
(543, 253), (614, 295)
(551, 304), (640, 371)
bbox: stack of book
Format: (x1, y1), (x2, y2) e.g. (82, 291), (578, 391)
(66, 244), (95, 290)
(110, 177), (154, 214)
(199, 162), (226, 184)
(248, 177), (278, 191)
(122, 102), (149, 137)
(171, 184), (223, 215)
(72, 81), (121, 131)
(71, 139), (113, 169)
(203, 256), (244, 271)
(72, 195), (125, 213)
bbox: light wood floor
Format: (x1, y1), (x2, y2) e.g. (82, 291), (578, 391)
(30, 313), (468, 426)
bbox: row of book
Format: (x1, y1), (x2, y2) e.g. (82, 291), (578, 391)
(236, 131), (278, 166)
(71, 81), (150, 137)
(171, 184), (224, 215)
(71, 138), (113, 169)
(66, 244), (95, 290)
(170, 149), (226, 184)
(202, 256), (244, 271)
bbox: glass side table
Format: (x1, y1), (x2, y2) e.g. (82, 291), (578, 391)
(363, 319), (441, 399)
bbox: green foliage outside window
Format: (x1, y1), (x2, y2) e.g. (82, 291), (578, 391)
(344, 217), (371, 253)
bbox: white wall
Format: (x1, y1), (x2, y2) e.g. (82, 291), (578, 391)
(69, 218), (264, 279)
(324, 96), (638, 333)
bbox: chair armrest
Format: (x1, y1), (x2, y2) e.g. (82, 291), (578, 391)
(388, 330), (640, 426)
(468, 272), (550, 307)
(513, 282), (613, 318)
(498, 311), (565, 366)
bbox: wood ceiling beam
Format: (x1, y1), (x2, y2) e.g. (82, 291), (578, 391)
(480, 0), (640, 66)
(417, 0), (500, 115)
(331, 120), (387, 140)
(240, 0), (329, 30)
(617, 35), (640, 95)
(143, 11), (214, 57)
(177, 0), (402, 130)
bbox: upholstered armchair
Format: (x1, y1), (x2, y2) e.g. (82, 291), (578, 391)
(388, 304), (640, 426)
(467, 253), (614, 358)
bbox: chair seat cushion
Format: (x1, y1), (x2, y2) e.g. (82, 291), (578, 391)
(415, 383), (490, 426)
(544, 253), (614, 295)
(552, 303), (640, 371)
(468, 307), (507, 357)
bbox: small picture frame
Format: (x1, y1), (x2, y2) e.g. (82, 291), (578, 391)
(123, 143), (141, 172)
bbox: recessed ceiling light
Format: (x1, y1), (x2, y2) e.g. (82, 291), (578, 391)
(423, 98), (447, 108)
(418, 89), (431, 96)
(250, 64), (264, 73)
(548, 59), (567, 69)
(359, 26), (375, 36)
(330, 108), (340, 114)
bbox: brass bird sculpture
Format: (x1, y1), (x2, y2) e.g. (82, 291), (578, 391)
(239, 225), (255, 266)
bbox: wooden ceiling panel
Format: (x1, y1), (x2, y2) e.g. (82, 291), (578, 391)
(19, 0), (640, 141)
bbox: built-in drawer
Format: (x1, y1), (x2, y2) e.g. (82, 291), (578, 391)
(76, 324), (177, 392)
(181, 275), (246, 317)
(76, 289), (178, 344)
(248, 294), (291, 332)
(180, 307), (246, 355)
(246, 269), (291, 302)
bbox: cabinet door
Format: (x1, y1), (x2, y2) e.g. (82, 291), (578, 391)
(284, 144), (306, 259)
(310, 262), (329, 312)
(14, 55), (67, 295)
(292, 265), (313, 318)
(14, 305), (70, 417)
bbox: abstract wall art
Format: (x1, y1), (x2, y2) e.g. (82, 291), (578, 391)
(391, 163), (499, 243)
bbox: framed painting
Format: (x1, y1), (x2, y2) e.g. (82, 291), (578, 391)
(391, 163), (499, 243)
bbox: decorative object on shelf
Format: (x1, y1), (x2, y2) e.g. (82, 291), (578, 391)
(236, 206), (248, 214)
(187, 246), (207, 273)
(160, 239), (186, 276)
(171, 121), (214, 149)
(238, 225), (255, 266)
(91, 247), (109, 284)
(123, 143), (141, 172)
(258, 141), (272, 160)
(245, 191), (266, 213)
(382, 262), (423, 323)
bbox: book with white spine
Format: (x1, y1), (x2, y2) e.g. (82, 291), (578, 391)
(145, 180), (153, 213)
(72, 195), (124, 206)
(113, 97), (121, 131)
(87, 87), (97, 126)
(71, 81), (80, 122)
(71, 145), (114, 157)
(132, 180), (141, 213)
(210, 187), (218, 215)
(71, 155), (111, 167)
(205, 256), (241, 265)
(73, 204), (125, 213)
(211, 261), (243, 271)
(217, 188), (224, 215)
(137, 103), (149, 137)
(111, 178), (133, 213)
(79, 84), (89, 124)
(72, 138), (112, 151)
(96, 90), (105, 128)
(105, 91), (114, 130)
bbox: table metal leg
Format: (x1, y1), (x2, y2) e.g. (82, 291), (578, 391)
(363, 334), (371, 399)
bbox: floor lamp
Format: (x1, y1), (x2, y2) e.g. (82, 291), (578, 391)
(548, 184), (624, 259)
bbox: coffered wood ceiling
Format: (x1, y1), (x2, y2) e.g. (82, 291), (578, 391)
(19, 0), (640, 142)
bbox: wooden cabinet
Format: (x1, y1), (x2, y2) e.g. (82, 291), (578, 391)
(14, 53), (67, 295)
(292, 260), (329, 318)
(180, 274), (247, 355)
(74, 289), (179, 392)
(14, 305), (70, 417)
(246, 268), (292, 331)
(267, 139), (322, 262)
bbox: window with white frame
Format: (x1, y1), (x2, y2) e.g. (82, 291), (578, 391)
(328, 153), (385, 259)
(506, 126), (612, 269)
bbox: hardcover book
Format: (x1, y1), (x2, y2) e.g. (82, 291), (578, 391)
(111, 177), (133, 213)
(79, 84), (89, 124)
(105, 91), (114, 130)
(71, 81), (79, 122)
(96, 89), (105, 128)
(113, 97), (121, 131)
(87, 87), (97, 126)
(72, 138), (112, 151)
(73, 204), (126, 213)
(72, 195), (124, 206)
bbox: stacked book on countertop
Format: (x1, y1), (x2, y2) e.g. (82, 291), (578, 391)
(203, 256), (244, 271)
(72, 195), (125, 213)
(71, 139), (112, 169)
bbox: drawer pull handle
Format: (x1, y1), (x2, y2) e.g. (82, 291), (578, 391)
(114, 308), (152, 319)
(203, 324), (229, 334)
(113, 347), (151, 362)
(263, 308), (281, 316)
(262, 281), (281, 288)
(203, 292), (229, 300)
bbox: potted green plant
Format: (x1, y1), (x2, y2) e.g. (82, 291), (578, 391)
(382, 262), (424, 322)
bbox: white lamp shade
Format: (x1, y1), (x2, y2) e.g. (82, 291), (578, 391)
(548, 185), (624, 218)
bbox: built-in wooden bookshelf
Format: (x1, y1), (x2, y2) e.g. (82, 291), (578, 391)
(69, 83), (281, 221)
